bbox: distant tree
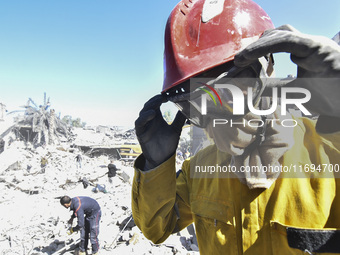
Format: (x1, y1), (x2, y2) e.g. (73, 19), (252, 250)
(62, 115), (85, 128)
(62, 115), (72, 126)
(71, 118), (80, 127)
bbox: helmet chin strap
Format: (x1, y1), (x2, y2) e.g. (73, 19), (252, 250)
(239, 55), (273, 157)
(242, 53), (274, 153)
(241, 113), (268, 158)
(246, 55), (275, 155)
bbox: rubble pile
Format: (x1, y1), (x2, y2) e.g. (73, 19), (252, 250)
(0, 127), (199, 255)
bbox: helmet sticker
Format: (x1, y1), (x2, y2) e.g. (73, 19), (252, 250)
(202, 0), (226, 23)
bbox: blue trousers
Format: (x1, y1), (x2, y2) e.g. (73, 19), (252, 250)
(80, 210), (101, 253)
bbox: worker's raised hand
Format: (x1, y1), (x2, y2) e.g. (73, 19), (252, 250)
(135, 95), (186, 170)
(234, 24), (340, 118)
(234, 24), (340, 76)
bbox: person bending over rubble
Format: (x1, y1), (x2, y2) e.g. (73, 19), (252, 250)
(107, 159), (118, 183)
(60, 195), (101, 255)
(132, 0), (340, 254)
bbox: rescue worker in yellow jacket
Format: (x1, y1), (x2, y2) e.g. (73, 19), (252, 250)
(132, 0), (340, 254)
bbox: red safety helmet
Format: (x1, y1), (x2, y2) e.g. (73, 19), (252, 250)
(162, 0), (274, 93)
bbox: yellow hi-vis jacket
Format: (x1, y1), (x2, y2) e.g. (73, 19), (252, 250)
(132, 118), (340, 254)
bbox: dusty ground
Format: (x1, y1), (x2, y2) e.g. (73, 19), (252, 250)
(0, 126), (198, 255)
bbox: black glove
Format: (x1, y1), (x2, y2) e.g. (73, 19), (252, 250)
(234, 24), (340, 132)
(234, 24), (340, 76)
(135, 94), (187, 170)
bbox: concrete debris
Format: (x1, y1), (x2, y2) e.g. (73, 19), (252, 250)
(0, 121), (199, 255)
